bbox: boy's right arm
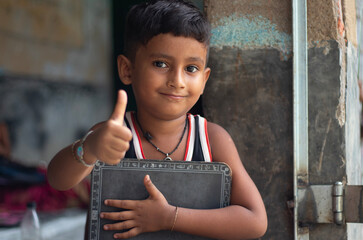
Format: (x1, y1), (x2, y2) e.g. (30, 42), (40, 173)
(47, 90), (132, 191)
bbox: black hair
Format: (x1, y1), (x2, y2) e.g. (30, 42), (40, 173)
(124, 0), (211, 61)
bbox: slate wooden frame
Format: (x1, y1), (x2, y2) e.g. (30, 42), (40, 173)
(89, 159), (232, 240)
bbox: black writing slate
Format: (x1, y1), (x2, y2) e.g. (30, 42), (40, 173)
(89, 159), (231, 240)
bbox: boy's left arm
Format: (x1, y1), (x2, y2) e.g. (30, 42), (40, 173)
(169, 122), (268, 239)
(101, 122), (268, 239)
(194, 122), (268, 238)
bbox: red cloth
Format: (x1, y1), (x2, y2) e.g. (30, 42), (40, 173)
(0, 168), (90, 212)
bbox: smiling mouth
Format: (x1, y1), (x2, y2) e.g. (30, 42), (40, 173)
(160, 93), (186, 100)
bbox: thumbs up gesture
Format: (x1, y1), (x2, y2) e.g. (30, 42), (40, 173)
(85, 90), (133, 165)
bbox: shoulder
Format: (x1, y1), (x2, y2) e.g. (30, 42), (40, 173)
(206, 121), (240, 164)
(193, 115), (233, 149)
(206, 121), (231, 140)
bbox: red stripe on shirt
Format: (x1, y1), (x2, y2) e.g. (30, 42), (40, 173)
(204, 119), (212, 162)
(131, 112), (145, 159)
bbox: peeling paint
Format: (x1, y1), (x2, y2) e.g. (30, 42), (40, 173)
(210, 14), (292, 61)
(335, 38), (346, 127)
(308, 40), (332, 55)
(333, 0), (348, 127)
(334, 0), (345, 37)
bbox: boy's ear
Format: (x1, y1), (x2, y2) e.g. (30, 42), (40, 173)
(200, 67), (211, 94)
(117, 55), (133, 85)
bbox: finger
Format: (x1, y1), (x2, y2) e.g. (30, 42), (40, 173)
(114, 227), (141, 239)
(110, 90), (128, 123)
(98, 147), (127, 164)
(111, 125), (133, 141)
(109, 140), (130, 154)
(105, 199), (138, 210)
(103, 219), (137, 231)
(144, 175), (162, 199)
(100, 210), (134, 221)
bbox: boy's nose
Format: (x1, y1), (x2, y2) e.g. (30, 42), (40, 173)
(167, 68), (186, 89)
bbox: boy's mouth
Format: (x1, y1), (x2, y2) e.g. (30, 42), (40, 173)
(160, 92), (186, 100)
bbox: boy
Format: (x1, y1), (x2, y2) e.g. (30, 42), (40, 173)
(47, 0), (267, 239)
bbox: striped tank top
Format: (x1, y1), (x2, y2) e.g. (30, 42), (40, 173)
(124, 112), (212, 162)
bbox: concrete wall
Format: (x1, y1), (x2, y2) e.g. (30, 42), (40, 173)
(0, 0), (111, 84)
(358, 1), (363, 83)
(347, 0), (363, 238)
(307, 0), (361, 239)
(204, 1), (293, 239)
(0, 0), (112, 167)
(204, 0), (362, 239)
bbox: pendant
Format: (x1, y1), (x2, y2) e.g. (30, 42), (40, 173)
(164, 156), (172, 161)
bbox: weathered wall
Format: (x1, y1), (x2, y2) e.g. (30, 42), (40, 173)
(0, 0), (111, 84)
(206, 0), (292, 60)
(307, 0), (337, 45)
(205, 0), (361, 239)
(358, 1), (363, 82)
(307, 0), (361, 196)
(204, 0), (293, 239)
(307, 0), (362, 239)
(0, 0), (112, 166)
(343, 0), (358, 46)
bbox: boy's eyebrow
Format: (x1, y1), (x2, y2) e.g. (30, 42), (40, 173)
(186, 57), (205, 65)
(149, 53), (205, 65)
(149, 53), (173, 60)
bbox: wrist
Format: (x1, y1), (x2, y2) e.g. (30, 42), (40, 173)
(163, 205), (178, 231)
(71, 131), (98, 167)
(170, 206), (179, 231)
(81, 138), (98, 166)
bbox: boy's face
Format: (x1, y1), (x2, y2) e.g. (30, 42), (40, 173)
(119, 33), (210, 120)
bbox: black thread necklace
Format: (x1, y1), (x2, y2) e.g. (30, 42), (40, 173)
(135, 114), (188, 161)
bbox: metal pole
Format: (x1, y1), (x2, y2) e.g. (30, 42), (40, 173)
(292, 0), (308, 239)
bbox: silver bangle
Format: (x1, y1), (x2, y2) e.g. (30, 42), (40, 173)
(74, 130), (96, 167)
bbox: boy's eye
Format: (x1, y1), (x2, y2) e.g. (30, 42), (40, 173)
(153, 61), (167, 68)
(186, 65), (198, 73)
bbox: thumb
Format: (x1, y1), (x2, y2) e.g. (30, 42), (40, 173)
(144, 175), (163, 199)
(110, 90), (127, 123)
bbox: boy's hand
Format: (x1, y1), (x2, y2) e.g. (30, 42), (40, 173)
(86, 90), (132, 165)
(101, 175), (175, 239)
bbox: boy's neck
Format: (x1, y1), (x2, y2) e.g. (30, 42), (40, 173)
(134, 111), (187, 139)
